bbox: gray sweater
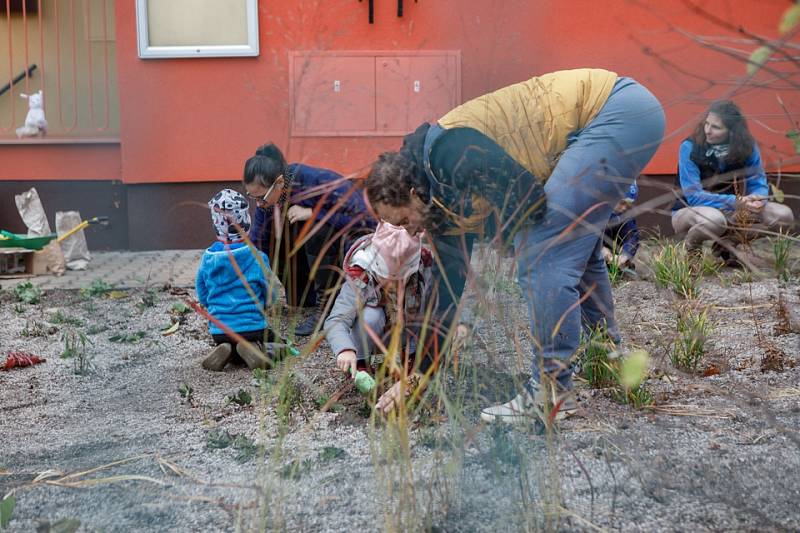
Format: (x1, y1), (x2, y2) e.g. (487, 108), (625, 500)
(324, 235), (435, 357)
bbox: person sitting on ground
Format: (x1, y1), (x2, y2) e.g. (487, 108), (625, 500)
(196, 189), (285, 371)
(243, 143), (376, 337)
(602, 181), (641, 270)
(672, 100), (794, 264)
(324, 221), (436, 413)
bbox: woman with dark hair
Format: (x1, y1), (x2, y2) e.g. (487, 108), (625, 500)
(365, 69), (665, 420)
(243, 143), (376, 336)
(672, 100), (794, 263)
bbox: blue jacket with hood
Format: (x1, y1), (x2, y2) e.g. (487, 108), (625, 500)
(195, 241), (281, 335)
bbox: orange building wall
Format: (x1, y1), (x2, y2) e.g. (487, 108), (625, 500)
(3, 1), (798, 184)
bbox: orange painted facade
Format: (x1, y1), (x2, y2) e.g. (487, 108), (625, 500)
(1, 0), (798, 184)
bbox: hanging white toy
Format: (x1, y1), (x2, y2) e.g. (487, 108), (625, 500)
(16, 90), (48, 138)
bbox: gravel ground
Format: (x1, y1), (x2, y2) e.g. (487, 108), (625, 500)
(1, 241), (799, 532)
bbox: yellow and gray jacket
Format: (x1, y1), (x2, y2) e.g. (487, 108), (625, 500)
(401, 68), (618, 240)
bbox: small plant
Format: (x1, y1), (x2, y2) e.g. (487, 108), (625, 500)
(577, 325), (617, 388)
(136, 288), (157, 311)
(61, 329), (88, 359)
(612, 350), (654, 408)
(613, 384), (654, 408)
(13, 282), (41, 304)
(280, 458), (312, 480)
(61, 329), (93, 375)
(650, 241), (701, 299)
(0, 494), (15, 529)
(276, 371), (299, 426)
(231, 434), (259, 463)
(770, 231), (794, 282)
(179, 383), (193, 400)
(207, 429), (234, 449)
(672, 307), (711, 372)
(20, 319), (47, 337)
(80, 279), (114, 298)
(85, 324), (109, 335)
(318, 446), (347, 463)
(206, 430), (260, 463)
(224, 389), (253, 406)
(108, 330), (147, 343)
(251, 367), (270, 388)
(12, 303), (25, 314)
(48, 310), (85, 327)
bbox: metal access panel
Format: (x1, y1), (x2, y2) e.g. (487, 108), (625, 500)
(290, 54), (376, 136)
(376, 53), (460, 135)
(290, 51), (460, 137)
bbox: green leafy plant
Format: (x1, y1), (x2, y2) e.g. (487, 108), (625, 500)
(171, 302), (191, 315)
(80, 279), (114, 298)
(179, 383), (193, 400)
(224, 389), (253, 406)
(672, 307), (711, 372)
(318, 446), (347, 463)
(136, 288), (157, 311)
(207, 429), (234, 449)
(13, 282), (41, 304)
(108, 331), (147, 343)
(251, 367), (270, 388)
(206, 430), (260, 463)
(0, 494), (14, 529)
(231, 434), (259, 463)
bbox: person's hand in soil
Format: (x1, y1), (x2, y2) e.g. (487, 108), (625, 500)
(612, 252), (632, 268)
(376, 373), (422, 414)
(602, 246), (614, 264)
(744, 194), (766, 215)
(287, 205), (313, 224)
(336, 349), (357, 377)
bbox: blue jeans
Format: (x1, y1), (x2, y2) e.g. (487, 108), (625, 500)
(514, 77), (665, 390)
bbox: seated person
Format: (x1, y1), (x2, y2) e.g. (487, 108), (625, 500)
(324, 221), (435, 413)
(603, 182), (641, 270)
(196, 189), (285, 371)
(672, 100), (794, 263)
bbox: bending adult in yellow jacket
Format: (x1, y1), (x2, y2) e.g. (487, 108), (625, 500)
(366, 68), (665, 422)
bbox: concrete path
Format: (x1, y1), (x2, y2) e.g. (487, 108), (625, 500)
(1, 249), (203, 290)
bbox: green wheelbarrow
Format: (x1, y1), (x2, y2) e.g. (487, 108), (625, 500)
(0, 216), (109, 250)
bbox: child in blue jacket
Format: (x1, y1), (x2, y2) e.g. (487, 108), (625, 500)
(196, 189), (283, 371)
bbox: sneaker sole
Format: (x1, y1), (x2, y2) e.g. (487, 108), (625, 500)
(236, 343), (271, 369)
(202, 344), (232, 371)
(480, 404), (577, 425)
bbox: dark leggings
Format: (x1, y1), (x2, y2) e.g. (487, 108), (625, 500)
(211, 329), (279, 347)
(258, 221), (367, 308)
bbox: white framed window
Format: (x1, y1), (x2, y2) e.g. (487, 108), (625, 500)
(135, 0), (259, 59)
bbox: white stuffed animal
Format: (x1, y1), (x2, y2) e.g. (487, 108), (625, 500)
(16, 90), (48, 138)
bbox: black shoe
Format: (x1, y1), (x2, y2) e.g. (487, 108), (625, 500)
(294, 309), (322, 337)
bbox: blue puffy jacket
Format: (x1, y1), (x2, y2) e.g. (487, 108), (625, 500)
(195, 242), (281, 335)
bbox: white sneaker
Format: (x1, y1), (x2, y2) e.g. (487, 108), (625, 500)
(480, 383), (577, 424)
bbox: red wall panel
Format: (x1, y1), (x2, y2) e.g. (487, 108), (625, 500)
(113, 0), (799, 184)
